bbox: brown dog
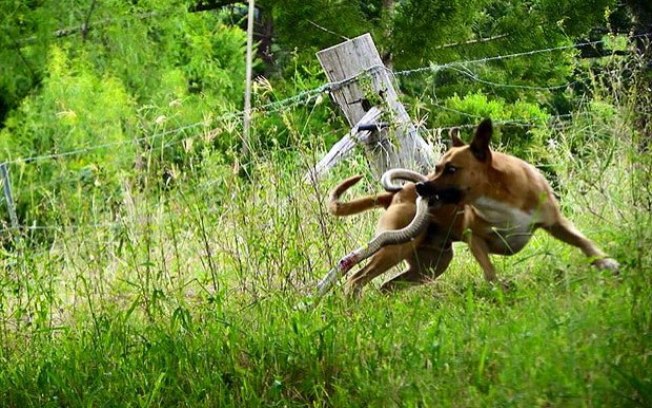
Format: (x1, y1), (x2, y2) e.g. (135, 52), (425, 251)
(329, 118), (619, 294)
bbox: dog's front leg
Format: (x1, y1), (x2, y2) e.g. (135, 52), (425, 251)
(467, 233), (499, 284)
(543, 216), (619, 272)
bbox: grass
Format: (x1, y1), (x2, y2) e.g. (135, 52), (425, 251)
(1, 104), (651, 407)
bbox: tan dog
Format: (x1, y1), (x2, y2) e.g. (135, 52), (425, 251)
(329, 118), (619, 294)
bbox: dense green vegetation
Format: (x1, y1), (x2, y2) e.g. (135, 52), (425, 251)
(1, 1), (651, 406)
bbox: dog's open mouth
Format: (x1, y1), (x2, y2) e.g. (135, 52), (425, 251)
(415, 182), (465, 206)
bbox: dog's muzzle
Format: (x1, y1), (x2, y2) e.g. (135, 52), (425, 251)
(415, 182), (465, 205)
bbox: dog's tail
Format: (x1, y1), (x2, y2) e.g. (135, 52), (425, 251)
(328, 175), (394, 216)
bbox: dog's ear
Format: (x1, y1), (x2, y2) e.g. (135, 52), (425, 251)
(470, 118), (492, 162)
(449, 127), (465, 148)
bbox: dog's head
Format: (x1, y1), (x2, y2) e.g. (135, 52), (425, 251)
(416, 119), (493, 206)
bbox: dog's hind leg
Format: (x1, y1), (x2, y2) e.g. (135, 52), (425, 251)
(380, 244), (453, 293)
(345, 243), (418, 297)
(543, 216), (619, 271)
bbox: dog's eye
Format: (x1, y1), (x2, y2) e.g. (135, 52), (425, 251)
(444, 165), (457, 175)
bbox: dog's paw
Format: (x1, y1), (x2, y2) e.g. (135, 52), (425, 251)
(593, 257), (620, 273)
(487, 278), (514, 293)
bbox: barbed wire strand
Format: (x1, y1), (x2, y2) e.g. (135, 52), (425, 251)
(393, 32), (652, 77)
(445, 65), (580, 91)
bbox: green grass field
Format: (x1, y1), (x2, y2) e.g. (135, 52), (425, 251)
(1, 110), (651, 407)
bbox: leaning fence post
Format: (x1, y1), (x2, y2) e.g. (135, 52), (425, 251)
(0, 163), (19, 231)
(314, 33), (437, 178)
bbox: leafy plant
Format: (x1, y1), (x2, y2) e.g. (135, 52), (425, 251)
(0, 46), (137, 231)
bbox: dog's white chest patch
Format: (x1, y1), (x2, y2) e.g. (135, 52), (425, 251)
(472, 197), (542, 254)
(473, 197), (539, 228)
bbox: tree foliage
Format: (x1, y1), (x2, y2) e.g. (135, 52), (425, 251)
(0, 0), (247, 231)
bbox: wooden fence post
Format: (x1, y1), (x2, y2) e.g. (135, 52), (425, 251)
(311, 33), (437, 179)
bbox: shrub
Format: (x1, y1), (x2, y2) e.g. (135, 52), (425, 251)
(0, 46), (137, 232)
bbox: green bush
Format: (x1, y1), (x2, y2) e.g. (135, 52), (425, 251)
(0, 9), (249, 234)
(0, 46), (137, 230)
(427, 91), (551, 154)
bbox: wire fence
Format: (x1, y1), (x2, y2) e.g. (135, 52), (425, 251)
(4, 32), (649, 167)
(0, 107), (613, 234)
(443, 65), (580, 91)
(393, 32), (652, 77)
(1, 32), (649, 233)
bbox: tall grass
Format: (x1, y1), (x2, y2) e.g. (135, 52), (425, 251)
(1, 84), (651, 406)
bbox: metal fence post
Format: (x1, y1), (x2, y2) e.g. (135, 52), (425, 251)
(0, 163), (19, 231)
